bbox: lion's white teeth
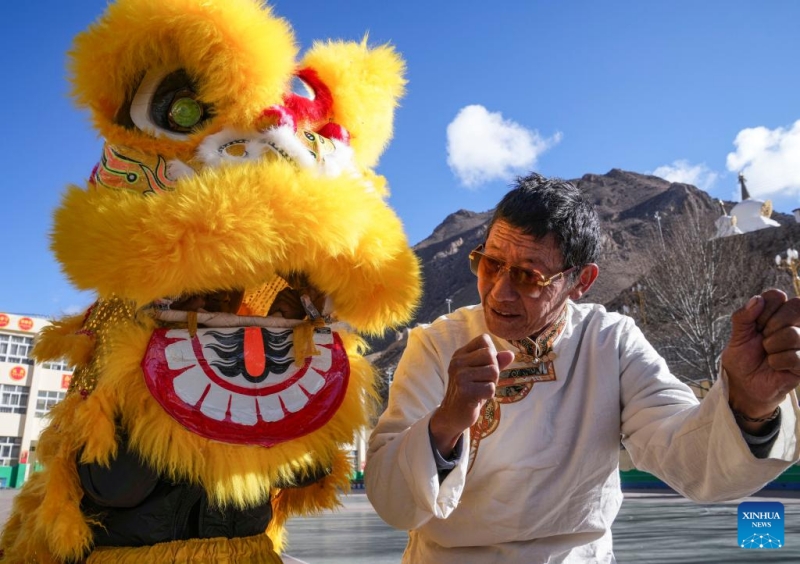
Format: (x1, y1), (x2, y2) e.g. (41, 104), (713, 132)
(229, 394), (258, 425)
(173, 367), (209, 405)
(199, 382), (230, 421)
(299, 370), (325, 394)
(257, 395), (284, 422)
(278, 385), (309, 413)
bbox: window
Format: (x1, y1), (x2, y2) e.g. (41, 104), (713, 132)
(0, 436), (20, 466)
(41, 359), (73, 372)
(0, 385), (29, 414)
(35, 390), (66, 418)
(0, 334), (34, 366)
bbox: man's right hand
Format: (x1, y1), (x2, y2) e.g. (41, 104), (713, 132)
(429, 334), (515, 458)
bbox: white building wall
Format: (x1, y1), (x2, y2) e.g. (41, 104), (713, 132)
(0, 312), (73, 480)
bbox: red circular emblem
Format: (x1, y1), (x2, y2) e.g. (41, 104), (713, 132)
(18, 317), (34, 331)
(0, 314), (8, 328)
(10, 366), (26, 381)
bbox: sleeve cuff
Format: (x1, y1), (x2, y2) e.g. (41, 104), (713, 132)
(741, 411), (782, 459)
(428, 423), (464, 481)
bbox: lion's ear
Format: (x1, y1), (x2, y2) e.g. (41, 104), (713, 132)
(300, 38), (406, 169)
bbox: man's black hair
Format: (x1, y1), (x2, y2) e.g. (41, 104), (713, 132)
(488, 172), (600, 270)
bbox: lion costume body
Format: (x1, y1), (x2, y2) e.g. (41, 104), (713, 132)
(0, 1), (419, 562)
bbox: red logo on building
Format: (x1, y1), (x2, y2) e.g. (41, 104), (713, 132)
(18, 317), (34, 331)
(0, 314), (8, 328)
(61, 374), (72, 389)
(10, 366), (26, 381)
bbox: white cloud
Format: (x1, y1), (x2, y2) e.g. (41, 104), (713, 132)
(725, 120), (800, 199)
(446, 105), (562, 189)
(651, 160), (718, 191)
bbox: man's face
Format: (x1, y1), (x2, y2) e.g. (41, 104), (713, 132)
(477, 220), (576, 340)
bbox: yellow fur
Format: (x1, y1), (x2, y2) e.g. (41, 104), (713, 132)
(0, 0), (420, 563)
(268, 449), (354, 553)
(32, 312), (95, 366)
(2, 0), (419, 561)
(86, 536), (284, 564)
(53, 162), (419, 334)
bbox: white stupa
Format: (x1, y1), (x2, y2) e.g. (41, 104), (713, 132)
(713, 173), (780, 238)
(713, 205), (743, 238)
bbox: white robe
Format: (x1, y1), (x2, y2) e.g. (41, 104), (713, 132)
(366, 302), (800, 563)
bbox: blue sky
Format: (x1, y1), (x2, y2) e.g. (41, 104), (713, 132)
(2, 0), (799, 318)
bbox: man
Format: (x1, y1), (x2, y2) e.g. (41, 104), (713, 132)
(365, 173), (800, 563)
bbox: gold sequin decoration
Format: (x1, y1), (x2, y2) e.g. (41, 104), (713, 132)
(67, 297), (137, 398)
(239, 276), (290, 316)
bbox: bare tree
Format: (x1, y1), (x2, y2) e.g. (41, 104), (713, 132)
(638, 211), (772, 387)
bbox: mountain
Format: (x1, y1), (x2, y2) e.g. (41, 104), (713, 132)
(368, 169), (799, 375)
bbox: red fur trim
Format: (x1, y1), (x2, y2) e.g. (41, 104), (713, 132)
(257, 106), (296, 131)
(317, 123), (349, 144)
(283, 68), (334, 132)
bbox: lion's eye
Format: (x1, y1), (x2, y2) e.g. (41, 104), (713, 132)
(169, 92), (204, 131)
(127, 68), (212, 139)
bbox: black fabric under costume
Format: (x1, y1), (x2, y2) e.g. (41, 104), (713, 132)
(78, 432), (326, 549)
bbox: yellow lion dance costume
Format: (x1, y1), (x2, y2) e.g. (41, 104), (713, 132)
(0, 0), (419, 562)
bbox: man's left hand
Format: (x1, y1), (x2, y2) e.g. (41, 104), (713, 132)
(723, 289), (800, 424)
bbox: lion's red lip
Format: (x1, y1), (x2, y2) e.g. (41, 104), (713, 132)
(142, 326), (349, 447)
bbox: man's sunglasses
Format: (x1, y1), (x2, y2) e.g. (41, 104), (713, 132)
(468, 244), (575, 296)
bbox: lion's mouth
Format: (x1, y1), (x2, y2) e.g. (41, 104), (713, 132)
(142, 276), (348, 447)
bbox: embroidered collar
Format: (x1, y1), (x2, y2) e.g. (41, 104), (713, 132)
(509, 304), (568, 366)
(468, 304), (569, 473)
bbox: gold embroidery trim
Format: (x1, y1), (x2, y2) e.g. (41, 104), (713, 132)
(467, 305), (568, 472)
